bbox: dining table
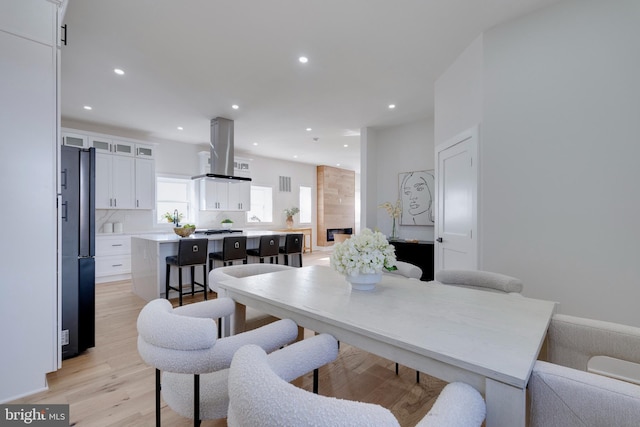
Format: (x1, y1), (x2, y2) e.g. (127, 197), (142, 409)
(217, 265), (557, 427)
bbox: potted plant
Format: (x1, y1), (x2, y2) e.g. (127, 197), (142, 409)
(221, 218), (234, 229)
(284, 207), (299, 229)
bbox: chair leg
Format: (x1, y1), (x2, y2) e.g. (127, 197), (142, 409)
(416, 370), (420, 383)
(313, 368), (319, 394)
(178, 267), (183, 306)
(194, 374), (200, 427)
(298, 253), (303, 267)
(395, 362), (399, 375)
(165, 264), (171, 301)
(156, 369), (161, 427)
(203, 265), (208, 300)
(284, 254), (289, 266)
(190, 266), (195, 297)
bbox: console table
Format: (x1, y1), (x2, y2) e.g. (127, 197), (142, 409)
(389, 239), (434, 281)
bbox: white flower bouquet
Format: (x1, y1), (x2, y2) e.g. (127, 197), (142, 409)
(330, 228), (397, 276)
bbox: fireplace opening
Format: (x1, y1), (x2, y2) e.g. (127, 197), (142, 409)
(327, 228), (353, 242)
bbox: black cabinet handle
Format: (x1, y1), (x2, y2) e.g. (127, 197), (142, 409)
(436, 237), (443, 243)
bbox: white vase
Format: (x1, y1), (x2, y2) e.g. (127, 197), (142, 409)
(221, 222), (233, 229)
(345, 272), (382, 291)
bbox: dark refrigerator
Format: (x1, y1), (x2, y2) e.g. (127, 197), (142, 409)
(61, 146), (96, 359)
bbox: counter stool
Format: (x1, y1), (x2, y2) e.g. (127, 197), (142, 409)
(279, 233), (303, 267)
(165, 238), (209, 306)
(209, 235), (247, 270)
(247, 235), (280, 264)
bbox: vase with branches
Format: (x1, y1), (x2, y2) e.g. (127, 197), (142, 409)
(379, 200), (401, 239)
(284, 207), (299, 229)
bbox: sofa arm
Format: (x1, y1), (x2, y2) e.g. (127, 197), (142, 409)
(529, 360), (640, 427)
(548, 314), (640, 371)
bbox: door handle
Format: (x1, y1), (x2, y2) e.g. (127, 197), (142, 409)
(436, 237), (443, 243)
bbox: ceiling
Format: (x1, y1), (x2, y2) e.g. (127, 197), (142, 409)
(61, 0), (559, 173)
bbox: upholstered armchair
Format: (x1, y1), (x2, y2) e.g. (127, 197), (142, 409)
(529, 314), (640, 426)
(435, 269), (523, 294)
(137, 298), (338, 426)
(228, 344), (486, 427)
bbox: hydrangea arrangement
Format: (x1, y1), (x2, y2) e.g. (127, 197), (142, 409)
(330, 228), (397, 276)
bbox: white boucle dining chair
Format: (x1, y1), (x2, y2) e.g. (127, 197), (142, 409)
(385, 260), (423, 280)
(137, 298), (338, 427)
(435, 269), (524, 294)
(227, 344), (486, 427)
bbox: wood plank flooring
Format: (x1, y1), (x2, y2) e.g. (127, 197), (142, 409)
(12, 252), (445, 426)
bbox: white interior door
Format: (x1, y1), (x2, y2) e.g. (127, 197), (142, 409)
(435, 127), (478, 272)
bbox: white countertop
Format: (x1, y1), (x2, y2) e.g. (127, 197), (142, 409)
(130, 230), (286, 242)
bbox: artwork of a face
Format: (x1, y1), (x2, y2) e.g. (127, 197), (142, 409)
(399, 170), (434, 225)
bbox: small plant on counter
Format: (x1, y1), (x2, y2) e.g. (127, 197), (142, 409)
(221, 218), (234, 224)
(163, 211), (183, 223)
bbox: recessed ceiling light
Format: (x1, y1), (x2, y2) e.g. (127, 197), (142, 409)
(114, 68), (125, 75)
(293, 155), (298, 159)
(344, 144), (349, 148)
(232, 104), (239, 110)
(298, 56), (308, 64)
(336, 163), (341, 167)
(177, 126), (183, 130)
(253, 142), (258, 146)
(306, 128), (312, 132)
(388, 104), (396, 109)
(83, 105), (92, 110)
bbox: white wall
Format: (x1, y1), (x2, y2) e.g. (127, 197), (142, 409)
(434, 34), (484, 145)
(435, 0), (640, 326)
(362, 119), (435, 241)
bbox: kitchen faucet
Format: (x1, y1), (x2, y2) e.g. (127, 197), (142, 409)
(173, 209), (179, 227)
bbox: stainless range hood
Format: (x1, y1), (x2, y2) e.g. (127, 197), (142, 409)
(191, 117), (252, 183)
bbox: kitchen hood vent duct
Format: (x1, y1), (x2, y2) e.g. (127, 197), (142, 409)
(191, 117), (251, 183)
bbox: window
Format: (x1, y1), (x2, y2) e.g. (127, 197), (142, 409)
(247, 185), (273, 223)
(299, 186), (312, 223)
(156, 176), (195, 224)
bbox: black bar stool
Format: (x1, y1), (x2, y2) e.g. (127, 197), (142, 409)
(247, 235), (280, 264)
(279, 233), (303, 267)
(209, 235), (247, 270)
(165, 238), (209, 306)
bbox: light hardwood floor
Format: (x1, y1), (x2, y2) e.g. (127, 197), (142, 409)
(13, 251), (445, 426)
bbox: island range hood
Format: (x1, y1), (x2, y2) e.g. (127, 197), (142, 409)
(191, 117), (252, 183)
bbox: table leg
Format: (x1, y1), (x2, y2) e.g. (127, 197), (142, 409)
(485, 378), (526, 427)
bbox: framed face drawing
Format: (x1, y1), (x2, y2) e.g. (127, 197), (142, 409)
(398, 170), (435, 226)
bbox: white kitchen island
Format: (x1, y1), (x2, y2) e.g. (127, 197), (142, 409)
(131, 231), (286, 301)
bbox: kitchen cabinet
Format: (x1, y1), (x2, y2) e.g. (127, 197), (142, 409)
(228, 181), (250, 210)
(62, 132), (88, 148)
(65, 128), (156, 210)
(1, 0), (62, 398)
(199, 151), (251, 211)
(95, 152), (135, 209)
(95, 234), (132, 283)
(135, 158), (155, 209)
(200, 178), (251, 211)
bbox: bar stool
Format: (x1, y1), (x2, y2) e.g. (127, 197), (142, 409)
(279, 233), (303, 267)
(209, 235), (247, 270)
(247, 235), (280, 264)
(165, 238), (209, 306)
